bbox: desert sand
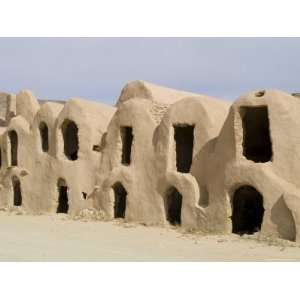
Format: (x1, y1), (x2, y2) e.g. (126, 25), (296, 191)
(0, 211), (299, 261)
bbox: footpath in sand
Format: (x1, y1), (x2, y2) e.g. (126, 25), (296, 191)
(0, 212), (299, 261)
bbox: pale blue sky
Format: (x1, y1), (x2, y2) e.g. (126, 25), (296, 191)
(0, 38), (299, 104)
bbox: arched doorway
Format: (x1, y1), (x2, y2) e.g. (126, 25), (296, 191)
(62, 120), (79, 161)
(231, 185), (265, 235)
(39, 122), (49, 152)
(57, 178), (69, 213)
(9, 130), (18, 166)
(12, 176), (22, 206)
(113, 182), (127, 218)
(165, 187), (182, 225)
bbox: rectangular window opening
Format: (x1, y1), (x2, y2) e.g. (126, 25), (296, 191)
(240, 106), (272, 163)
(120, 126), (133, 165)
(174, 124), (194, 173)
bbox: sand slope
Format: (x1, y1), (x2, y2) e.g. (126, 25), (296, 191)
(0, 212), (300, 261)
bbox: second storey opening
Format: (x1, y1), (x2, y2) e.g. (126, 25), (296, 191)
(9, 130), (18, 166)
(173, 124), (194, 173)
(57, 178), (69, 214)
(12, 176), (22, 206)
(39, 121), (49, 152)
(120, 126), (133, 165)
(113, 182), (127, 218)
(8, 130), (18, 166)
(62, 120), (79, 161)
(240, 106), (272, 163)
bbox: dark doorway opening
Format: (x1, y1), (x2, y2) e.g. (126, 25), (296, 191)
(39, 122), (49, 152)
(120, 126), (133, 165)
(165, 187), (182, 225)
(173, 124), (194, 173)
(9, 130), (18, 166)
(12, 176), (22, 206)
(240, 106), (272, 163)
(57, 178), (69, 213)
(62, 120), (79, 161)
(113, 182), (127, 218)
(231, 185), (264, 235)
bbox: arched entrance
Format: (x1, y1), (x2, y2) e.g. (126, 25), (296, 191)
(62, 120), (79, 161)
(113, 182), (127, 218)
(12, 176), (22, 206)
(165, 187), (182, 225)
(57, 178), (69, 213)
(231, 185), (264, 235)
(9, 130), (18, 166)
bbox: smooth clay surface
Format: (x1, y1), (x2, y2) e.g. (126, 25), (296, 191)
(0, 81), (300, 254)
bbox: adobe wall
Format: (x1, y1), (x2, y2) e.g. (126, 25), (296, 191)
(96, 98), (163, 224)
(153, 96), (229, 230)
(0, 90), (115, 216)
(206, 90), (300, 240)
(1, 83), (300, 243)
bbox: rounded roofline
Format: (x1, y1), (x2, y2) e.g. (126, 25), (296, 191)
(117, 80), (209, 106)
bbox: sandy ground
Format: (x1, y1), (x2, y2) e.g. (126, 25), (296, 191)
(0, 212), (300, 261)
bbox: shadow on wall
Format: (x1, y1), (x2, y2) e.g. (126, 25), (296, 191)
(271, 196), (296, 242)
